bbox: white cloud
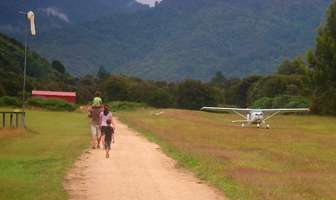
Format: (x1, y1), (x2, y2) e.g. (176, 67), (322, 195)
(42, 7), (70, 23)
(136, 0), (162, 7)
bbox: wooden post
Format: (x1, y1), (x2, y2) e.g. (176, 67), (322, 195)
(2, 113), (5, 128)
(16, 113), (19, 128)
(10, 114), (13, 128)
(22, 112), (26, 128)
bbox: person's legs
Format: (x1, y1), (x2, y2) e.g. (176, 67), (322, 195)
(104, 133), (112, 158)
(95, 125), (101, 148)
(105, 148), (110, 158)
(101, 126), (107, 149)
(90, 124), (97, 149)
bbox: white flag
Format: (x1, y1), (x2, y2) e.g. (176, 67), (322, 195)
(27, 11), (36, 36)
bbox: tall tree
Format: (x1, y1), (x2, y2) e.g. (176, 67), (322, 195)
(277, 58), (307, 76)
(97, 66), (110, 80)
(310, 1), (336, 114)
(177, 80), (221, 109)
(52, 60), (66, 74)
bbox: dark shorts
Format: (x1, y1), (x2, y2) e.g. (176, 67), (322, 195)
(102, 126), (114, 149)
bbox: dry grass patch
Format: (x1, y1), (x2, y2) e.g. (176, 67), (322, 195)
(0, 129), (26, 139)
(117, 109), (336, 200)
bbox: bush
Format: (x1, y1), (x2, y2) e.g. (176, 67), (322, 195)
(311, 89), (336, 115)
(252, 95), (311, 109)
(147, 89), (175, 108)
(27, 98), (78, 111)
(284, 96), (311, 108)
(251, 97), (273, 109)
(0, 96), (20, 107)
(107, 101), (147, 112)
(177, 80), (221, 110)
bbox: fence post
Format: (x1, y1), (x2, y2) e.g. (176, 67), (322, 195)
(2, 113), (5, 128)
(22, 112), (26, 128)
(15, 113), (19, 128)
(10, 114), (13, 128)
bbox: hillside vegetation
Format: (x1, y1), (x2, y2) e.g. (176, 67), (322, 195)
(33, 0), (331, 80)
(0, 33), (66, 97)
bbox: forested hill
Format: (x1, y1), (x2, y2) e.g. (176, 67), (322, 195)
(32, 0), (331, 80)
(0, 33), (73, 96)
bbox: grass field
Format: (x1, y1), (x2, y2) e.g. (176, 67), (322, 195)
(0, 109), (89, 200)
(117, 109), (336, 200)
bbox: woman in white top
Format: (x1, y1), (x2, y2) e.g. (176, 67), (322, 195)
(100, 104), (115, 150)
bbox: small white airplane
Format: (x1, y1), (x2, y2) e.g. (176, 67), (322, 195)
(201, 107), (310, 129)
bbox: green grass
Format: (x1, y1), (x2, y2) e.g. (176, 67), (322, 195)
(117, 109), (336, 200)
(107, 101), (148, 112)
(0, 110), (89, 200)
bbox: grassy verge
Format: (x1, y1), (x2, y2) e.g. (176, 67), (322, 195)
(0, 110), (89, 200)
(107, 101), (148, 112)
(117, 108), (336, 200)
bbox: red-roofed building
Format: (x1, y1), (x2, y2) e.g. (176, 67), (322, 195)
(32, 90), (76, 103)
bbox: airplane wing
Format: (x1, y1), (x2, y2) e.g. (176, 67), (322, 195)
(262, 108), (310, 121)
(201, 107), (252, 112)
(259, 108), (310, 113)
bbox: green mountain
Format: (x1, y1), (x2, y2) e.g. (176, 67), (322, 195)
(33, 0), (331, 80)
(0, 33), (70, 96)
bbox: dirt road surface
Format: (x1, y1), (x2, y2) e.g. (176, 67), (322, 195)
(65, 119), (227, 200)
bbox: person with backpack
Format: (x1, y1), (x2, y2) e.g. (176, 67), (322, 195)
(88, 105), (102, 149)
(92, 91), (103, 107)
(88, 91), (103, 149)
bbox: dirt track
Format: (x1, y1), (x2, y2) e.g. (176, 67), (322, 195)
(64, 119), (227, 200)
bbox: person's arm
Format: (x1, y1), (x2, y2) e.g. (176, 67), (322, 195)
(88, 109), (92, 118)
(110, 113), (116, 131)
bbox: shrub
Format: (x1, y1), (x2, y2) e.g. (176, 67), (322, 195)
(177, 80), (221, 110)
(311, 89), (336, 115)
(0, 96), (20, 107)
(251, 97), (273, 109)
(107, 101), (147, 112)
(272, 95), (292, 108)
(27, 98), (78, 111)
(147, 89), (175, 108)
(284, 96), (311, 108)
(252, 95), (311, 109)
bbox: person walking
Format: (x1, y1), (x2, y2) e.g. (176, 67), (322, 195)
(88, 91), (103, 149)
(104, 119), (115, 158)
(100, 104), (115, 157)
(88, 105), (102, 149)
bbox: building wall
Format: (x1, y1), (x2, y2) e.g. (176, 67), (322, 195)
(32, 95), (76, 103)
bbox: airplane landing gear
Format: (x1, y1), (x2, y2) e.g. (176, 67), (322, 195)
(266, 124), (270, 129)
(257, 123), (260, 128)
(241, 123), (245, 128)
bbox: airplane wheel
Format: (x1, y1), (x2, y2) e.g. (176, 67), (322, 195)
(257, 123), (260, 128)
(266, 124), (270, 129)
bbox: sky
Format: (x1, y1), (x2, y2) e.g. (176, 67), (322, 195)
(136, 0), (162, 7)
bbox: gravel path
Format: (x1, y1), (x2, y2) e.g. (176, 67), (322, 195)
(64, 119), (227, 200)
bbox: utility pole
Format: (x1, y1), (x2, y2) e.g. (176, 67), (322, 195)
(19, 11), (36, 110)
